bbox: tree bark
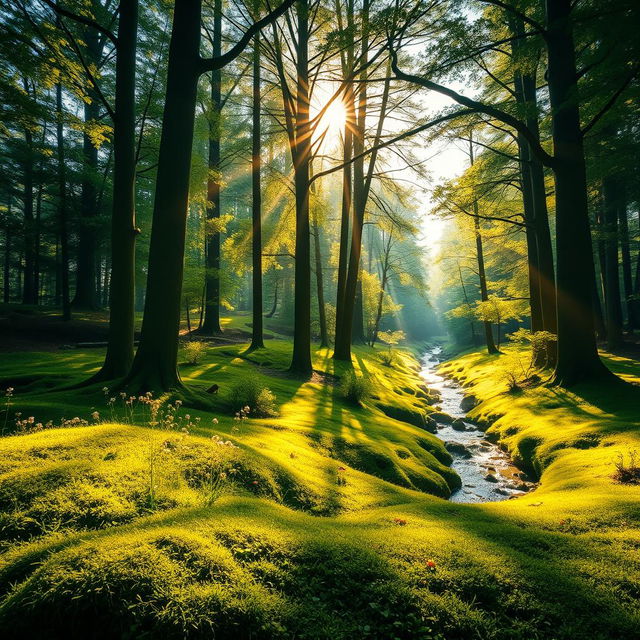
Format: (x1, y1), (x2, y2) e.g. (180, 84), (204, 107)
(266, 276), (279, 317)
(546, 0), (612, 384)
(312, 208), (328, 348)
(510, 16), (557, 341)
(56, 82), (71, 321)
(73, 28), (102, 310)
(2, 207), (11, 304)
(202, 0), (223, 334)
(249, 14), (264, 351)
(94, 0), (138, 378)
(474, 213), (499, 354)
(289, 0), (312, 375)
(617, 185), (637, 330)
(123, 0), (202, 391)
(21, 126), (37, 305)
(602, 176), (623, 349)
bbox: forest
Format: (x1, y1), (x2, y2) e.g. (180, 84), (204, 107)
(0, 0), (639, 637)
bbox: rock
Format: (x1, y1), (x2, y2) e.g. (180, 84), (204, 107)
(430, 411), (454, 424)
(494, 487), (510, 495)
(484, 473), (499, 483)
(460, 394), (478, 412)
(424, 416), (438, 433)
(451, 418), (467, 431)
(445, 441), (472, 458)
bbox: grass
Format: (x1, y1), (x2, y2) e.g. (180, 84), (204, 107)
(0, 328), (639, 639)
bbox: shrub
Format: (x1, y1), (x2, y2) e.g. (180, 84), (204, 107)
(228, 378), (278, 417)
(340, 370), (372, 405)
(613, 450), (640, 484)
(183, 340), (207, 365)
(379, 350), (397, 367)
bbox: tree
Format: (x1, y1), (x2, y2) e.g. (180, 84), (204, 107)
(123, 0), (295, 391)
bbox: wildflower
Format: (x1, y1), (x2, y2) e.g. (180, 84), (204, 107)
(426, 559), (436, 572)
(175, 400), (183, 408)
(338, 466), (346, 472)
(91, 411), (100, 421)
(27, 416), (35, 423)
(102, 387), (109, 395)
(252, 480), (258, 485)
(393, 517), (407, 526)
(244, 406), (250, 413)
(5, 387), (14, 397)
(212, 418), (218, 424)
(184, 414), (190, 420)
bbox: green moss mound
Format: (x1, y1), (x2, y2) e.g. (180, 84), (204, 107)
(0, 337), (639, 638)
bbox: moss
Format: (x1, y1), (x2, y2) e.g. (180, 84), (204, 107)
(0, 336), (639, 638)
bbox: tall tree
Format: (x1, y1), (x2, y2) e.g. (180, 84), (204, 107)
(249, 0), (264, 351)
(202, 0), (223, 335)
(123, 0), (294, 390)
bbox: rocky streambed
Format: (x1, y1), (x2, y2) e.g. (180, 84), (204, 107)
(420, 347), (536, 503)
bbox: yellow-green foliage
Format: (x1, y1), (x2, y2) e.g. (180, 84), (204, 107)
(0, 338), (639, 638)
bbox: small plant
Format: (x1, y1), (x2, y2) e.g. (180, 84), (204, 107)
(613, 450), (640, 484)
(2, 387), (13, 434)
(340, 370), (372, 405)
(183, 340), (207, 365)
(228, 378), (278, 417)
(379, 350), (397, 367)
(508, 329), (557, 369)
(378, 330), (406, 367)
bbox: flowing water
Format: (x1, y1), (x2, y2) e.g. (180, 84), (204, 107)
(419, 347), (535, 503)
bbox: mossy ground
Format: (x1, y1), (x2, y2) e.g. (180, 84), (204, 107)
(0, 315), (638, 639)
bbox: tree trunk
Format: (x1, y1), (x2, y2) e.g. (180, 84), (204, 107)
(123, 0), (202, 391)
(371, 231), (392, 346)
(602, 177), (623, 349)
(546, 0), (612, 384)
(617, 186), (637, 330)
(474, 213), (499, 354)
(93, 0), (138, 379)
(333, 0), (355, 354)
(634, 210), (640, 326)
(22, 126), (37, 305)
(289, 0), (313, 375)
(56, 82), (71, 321)
(334, 106), (353, 350)
(202, 0), (223, 335)
(2, 209), (10, 304)
(266, 276), (279, 317)
(334, 0), (370, 360)
(312, 208), (328, 348)
(249, 15), (264, 351)
(510, 16), (557, 342)
(74, 29), (102, 310)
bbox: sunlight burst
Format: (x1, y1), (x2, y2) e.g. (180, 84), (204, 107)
(312, 97), (347, 152)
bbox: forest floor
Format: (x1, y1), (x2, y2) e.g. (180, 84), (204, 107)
(0, 311), (639, 639)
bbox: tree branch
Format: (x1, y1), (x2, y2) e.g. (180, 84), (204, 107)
(199, 0), (296, 73)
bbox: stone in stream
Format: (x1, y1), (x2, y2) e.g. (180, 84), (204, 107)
(444, 441), (472, 458)
(424, 415), (438, 433)
(460, 394), (478, 412)
(430, 411), (454, 424)
(484, 473), (499, 483)
(451, 418), (467, 431)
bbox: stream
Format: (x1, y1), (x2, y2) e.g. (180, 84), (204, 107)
(419, 347), (535, 503)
